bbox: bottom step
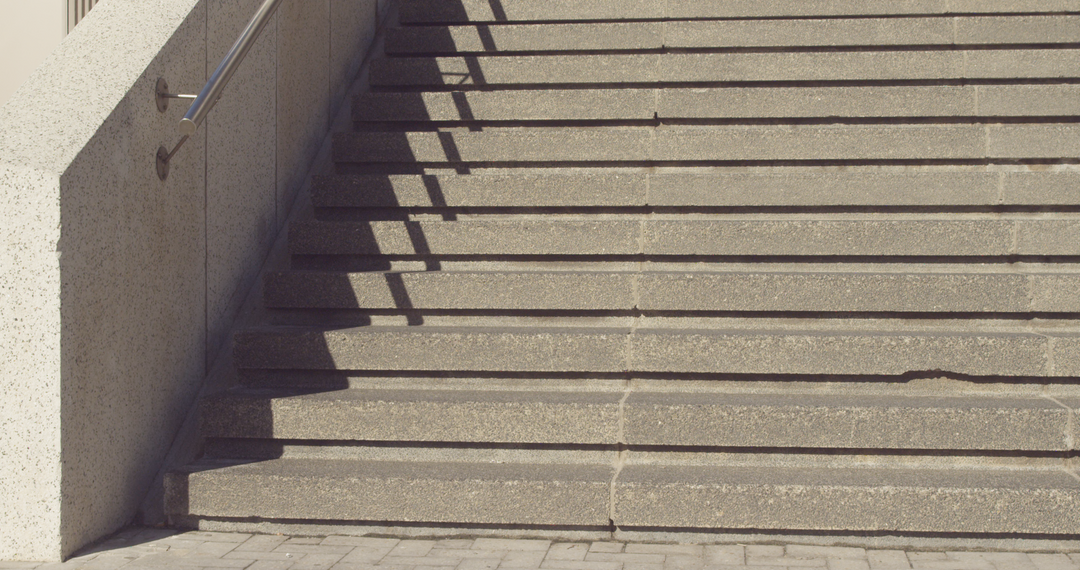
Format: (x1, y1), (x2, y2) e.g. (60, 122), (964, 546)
(166, 456), (1080, 535)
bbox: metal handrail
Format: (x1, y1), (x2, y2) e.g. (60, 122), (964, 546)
(156, 0), (285, 179)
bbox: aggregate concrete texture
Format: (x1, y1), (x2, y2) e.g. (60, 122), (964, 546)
(264, 269), (1080, 313)
(355, 86), (1080, 121)
(399, 0), (1080, 22)
(370, 51), (1080, 86)
(0, 0), (206, 560)
(333, 125), (1080, 164)
(201, 389), (623, 443)
(233, 325), (1080, 377)
(387, 16), (1080, 53)
(615, 464), (1080, 534)
(311, 171), (1080, 208)
(11, 529), (1080, 570)
(289, 217), (1080, 257)
(168, 458), (612, 526)
(622, 392), (1072, 450)
(0, 0), (388, 560)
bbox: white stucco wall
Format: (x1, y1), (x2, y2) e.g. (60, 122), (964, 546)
(0, 0), (384, 561)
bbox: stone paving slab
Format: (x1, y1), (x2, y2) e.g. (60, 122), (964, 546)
(7, 529), (1080, 570)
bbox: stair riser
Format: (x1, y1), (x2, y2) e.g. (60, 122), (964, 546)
(371, 52), (1080, 87)
(233, 329), (1080, 377)
(333, 126), (1080, 164)
(265, 271), (1080, 313)
(166, 459), (1080, 535)
(387, 17), (1080, 54)
(355, 86), (1080, 122)
(290, 219), (1080, 257)
(201, 391), (1077, 451)
(313, 172), (1080, 208)
(399, 0), (1080, 23)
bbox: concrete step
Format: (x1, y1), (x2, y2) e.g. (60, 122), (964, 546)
(398, 0), (1080, 23)
(164, 455), (1080, 534)
(201, 387), (1078, 451)
(614, 460), (1080, 534)
(311, 171), (1080, 208)
(387, 17), (1080, 54)
(232, 324), (1080, 377)
(332, 126), (1080, 165)
(369, 51), (1080, 87)
(289, 217), (1080, 257)
(354, 86), (1080, 122)
(263, 269), (1080, 313)
(166, 457), (613, 527)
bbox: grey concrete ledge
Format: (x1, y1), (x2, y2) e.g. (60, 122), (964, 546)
(399, 0), (1080, 23)
(264, 270), (1080, 313)
(166, 458), (612, 525)
(333, 125), (1080, 164)
(387, 17), (1080, 54)
(311, 171), (1080, 208)
(201, 387), (1077, 452)
(370, 51), (1080, 87)
(232, 325), (1080, 377)
(356, 86), (1080, 121)
(288, 217), (1080, 257)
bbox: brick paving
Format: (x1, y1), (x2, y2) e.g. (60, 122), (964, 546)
(3, 529), (1080, 570)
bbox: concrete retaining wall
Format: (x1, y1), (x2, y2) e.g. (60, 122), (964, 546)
(0, 0), (385, 560)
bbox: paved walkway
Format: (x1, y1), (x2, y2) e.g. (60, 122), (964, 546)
(4, 529), (1080, 570)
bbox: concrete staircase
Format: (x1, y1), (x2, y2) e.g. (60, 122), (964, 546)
(166, 0), (1080, 537)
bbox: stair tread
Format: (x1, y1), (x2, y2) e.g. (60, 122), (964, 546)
(167, 457), (613, 526)
(331, 125), (1080, 164)
(386, 17), (1080, 54)
(264, 269), (1080, 313)
(354, 85), (1080, 121)
(312, 171), (1080, 208)
(166, 455), (1080, 532)
(398, 0), (1080, 23)
(289, 217), (1080, 257)
(370, 51), (1080, 87)
(203, 387), (1075, 451)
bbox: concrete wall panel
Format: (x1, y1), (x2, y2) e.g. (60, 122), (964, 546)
(276, 0), (330, 228)
(205, 0), (278, 357)
(0, 0), (386, 560)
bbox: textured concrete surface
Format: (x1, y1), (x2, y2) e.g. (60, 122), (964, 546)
(310, 171), (1080, 208)
(333, 125), (1080, 164)
(398, 0), (664, 23)
(398, 0), (1080, 22)
(0, 0), (206, 560)
(232, 324), (1079, 378)
(264, 271), (637, 310)
(205, 0), (278, 359)
(615, 464), (1080, 534)
(276, 0), (330, 229)
(387, 17), (1080, 53)
(167, 458), (612, 525)
(289, 220), (640, 256)
(312, 173), (649, 207)
(630, 329), (1057, 377)
(0, 0), (387, 560)
(637, 271), (1080, 313)
(201, 388), (622, 443)
(644, 218), (1075, 257)
(387, 23), (664, 54)
(12, 529), (1080, 569)
(233, 327), (629, 372)
(371, 51), (1080, 86)
(622, 392), (1072, 450)
(356, 86), (1080, 121)
(355, 90), (657, 122)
